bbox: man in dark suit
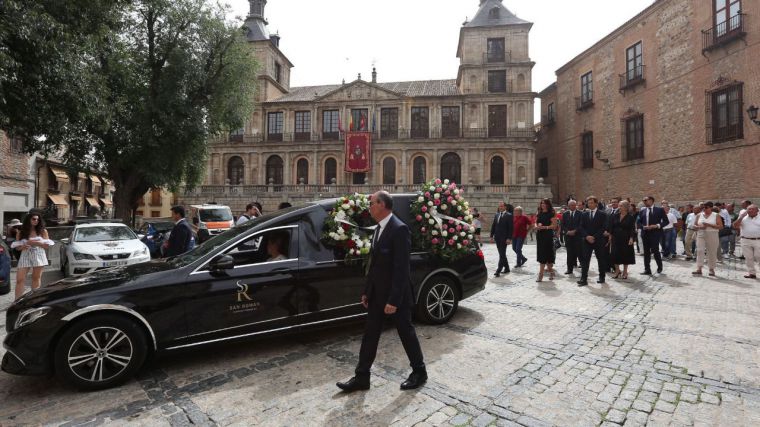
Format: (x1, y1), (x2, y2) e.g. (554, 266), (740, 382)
(562, 199), (582, 275)
(337, 191), (426, 392)
(577, 196), (609, 286)
(164, 206), (194, 257)
(490, 201), (514, 277)
(638, 196), (669, 274)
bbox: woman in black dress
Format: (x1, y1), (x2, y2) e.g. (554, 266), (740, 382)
(535, 198), (558, 282)
(610, 200), (637, 279)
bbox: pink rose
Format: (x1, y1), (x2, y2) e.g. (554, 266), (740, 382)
(416, 215), (423, 222)
(421, 206), (428, 212)
(424, 192), (431, 198)
(449, 220), (455, 225)
(448, 239), (455, 246)
(447, 196), (453, 203)
(435, 179), (442, 185)
(463, 224), (469, 231)
(434, 199), (441, 205)
(445, 190), (451, 196)
(463, 239), (470, 245)
(456, 225), (462, 231)
(450, 183), (457, 189)
(431, 238), (439, 245)
(449, 228), (455, 234)
(421, 227), (427, 233)
(435, 187), (442, 193)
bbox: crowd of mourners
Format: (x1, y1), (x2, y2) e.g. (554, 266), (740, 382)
(481, 197), (760, 284)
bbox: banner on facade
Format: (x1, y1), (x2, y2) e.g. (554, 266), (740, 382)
(344, 132), (371, 172)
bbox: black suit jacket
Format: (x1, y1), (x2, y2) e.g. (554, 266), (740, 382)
(490, 211), (514, 242)
(365, 214), (413, 308)
(562, 210), (583, 237)
(579, 210), (608, 242)
(638, 206), (669, 234)
(166, 219), (193, 257)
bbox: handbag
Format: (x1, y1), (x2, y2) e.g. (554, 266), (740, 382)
(718, 227), (732, 237)
(553, 237), (562, 250)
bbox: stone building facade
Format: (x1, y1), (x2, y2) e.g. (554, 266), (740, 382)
(0, 131), (35, 228)
(192, 0), (551, 217)
(536, 0), (760, 205)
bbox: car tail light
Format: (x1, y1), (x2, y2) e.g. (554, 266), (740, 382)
(476, 250), (484, 260)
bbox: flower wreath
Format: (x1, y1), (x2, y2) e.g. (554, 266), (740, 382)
(322, 193), (375, 263)
(410, 178), (476, 261)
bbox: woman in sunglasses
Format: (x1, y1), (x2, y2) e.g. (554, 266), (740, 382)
(12, 213), (53, 299)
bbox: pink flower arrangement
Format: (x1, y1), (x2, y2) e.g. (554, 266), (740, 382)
(463, 239), (470, 245)
(416, 215), (423, 222)
(431, 238), (439, 245)
(435, 179), (442, 185)
(421, 206), (428, 212)
(421, 227), (427, 233)
(447, 239), (455, 246)
(434, 199), (441, 205)
(449, 228), (455, 234)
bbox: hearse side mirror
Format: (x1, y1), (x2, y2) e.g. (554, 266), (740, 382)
(209, 254), (235, 271)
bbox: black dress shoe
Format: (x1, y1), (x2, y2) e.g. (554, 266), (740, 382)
(336, 376), (370, 392)
(596, 279), (605, 284)
(577, 280), (588, 287)
(400, 371), (427, 390)
(504, 269), (510, 274)
(564, 270), (573, 275)
(657, 268), (663, 274)
(641, 270), (652, 275)
(494, 271), (500, 277)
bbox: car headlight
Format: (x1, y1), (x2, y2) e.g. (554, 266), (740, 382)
(15, 306), (52, 329)
(73, 252), (96, 260)
(132, 246), (148, 257)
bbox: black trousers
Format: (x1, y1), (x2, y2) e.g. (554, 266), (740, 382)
(565, 236), (581, 272)
(495, 241), (510, 272)
(642, 230), (663, 272)
(355, 298), (425, 377)
(581, 238), (608, 281)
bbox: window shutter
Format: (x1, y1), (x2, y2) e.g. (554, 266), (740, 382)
(705, 90), (713, 145)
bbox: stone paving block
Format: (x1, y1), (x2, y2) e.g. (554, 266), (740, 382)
(700, 393), (720, 405)
(654, 400), (676, 413)
(448, 413), (472, 426)
(471, 412), (497, 427)
(632, 400), (653, 413)
(426, 412), (450, 425)
(659, 390), (678, 403)
(605, 408), (627, 424)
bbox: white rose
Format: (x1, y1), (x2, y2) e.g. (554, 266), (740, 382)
(429, 186), (436, 191)
(452, 200), (457, 205)
(432, 230), (439, 235)
(428, 201), (434, 206)
(442, 231), (448, 237)
(428, 219), (435, 225)
(454, 189), (459, 195)
(444, 179), (450, 185)
(341, 203), (350, 210)
(349, 199), (355, 206)
(452, 235), (458, 241)
(457, 206), (463, 211)
(418, 196), (424, 202)
(434, 223), (441, 229)
(457, 243), (462, 249)
(460, 232), (466, 237)
(434, 193), (440, 199)
(468, 234), (473, 239)
(337, 228), (345, 235)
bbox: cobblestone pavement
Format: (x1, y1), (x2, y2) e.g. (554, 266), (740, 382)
(1, 241), (759, 426)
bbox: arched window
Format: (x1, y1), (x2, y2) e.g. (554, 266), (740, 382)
(227, 156), (244, 185)
(412, 156), (426, 184)
(296, 158), (309, 184)
(382, 157), (396, 184)
(440, 152), (461, 184)
(266, 155), (284, 185)
(490, 156), (505, 185)
(324, 158), (337, 184)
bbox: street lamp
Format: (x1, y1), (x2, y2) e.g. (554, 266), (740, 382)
(747, 105), (760, 126)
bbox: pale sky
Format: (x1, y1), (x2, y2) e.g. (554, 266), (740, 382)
(228, 0), (655, 122)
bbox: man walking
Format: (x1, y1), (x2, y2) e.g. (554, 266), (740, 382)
(734, 204), (760, 279)
(337, 191), (426, 392)
(638, 196), (669, 274)
(577, 196), (609, 286)
(164, 206), (194, 257)
(684, 204), (702, 261)
(562, 200), (582, 275)
(490, 201), (514, 277)
(661, 203), (678, 259)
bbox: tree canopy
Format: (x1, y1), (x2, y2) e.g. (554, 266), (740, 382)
(0, 0), (259, 219)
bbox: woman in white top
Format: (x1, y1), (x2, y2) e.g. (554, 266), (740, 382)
(13, 213), (52, 299)
(693, 202), (723, 276)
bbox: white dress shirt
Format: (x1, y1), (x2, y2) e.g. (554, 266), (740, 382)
(740, 214), (760, 238)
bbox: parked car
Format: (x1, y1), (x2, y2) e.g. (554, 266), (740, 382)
(188, 204), (233, 243)
(59, 222), (151, 277)
(2, 194), (487, 390)
(134, 219), (175, 258)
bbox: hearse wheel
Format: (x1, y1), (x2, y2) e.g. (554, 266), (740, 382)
(416, 275), (459, 324)
(54, 314), (147, 390)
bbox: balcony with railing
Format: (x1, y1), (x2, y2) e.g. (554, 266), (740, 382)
(702, 13), (746, 53)
(576, 94), (594, 112)
(619, 65), (646, 92)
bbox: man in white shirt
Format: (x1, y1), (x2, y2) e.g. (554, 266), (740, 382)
(684, 204), (702, 261)
(661, 204), (679, 259)
(236, 203), (261, 226)
(734, 205), (760, 279)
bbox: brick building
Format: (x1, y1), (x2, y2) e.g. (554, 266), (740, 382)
(0, 131), (35, 229)
(35, 158), (116, 223)
(189, 0), (552, 216)
(536, 0), (760, 204)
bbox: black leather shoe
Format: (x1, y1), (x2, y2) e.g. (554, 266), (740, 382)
(494, 271), (500, 277)
(400, 371), (427, 390)
(577, 280), (588, 287)
(597, 279), (605, 284)
(564, 270), (573, 275)
(657, 268), (663, 274)
(641, 270), (652, 275)
(504, 269), (510, 274)
(337, 376), (370, 392)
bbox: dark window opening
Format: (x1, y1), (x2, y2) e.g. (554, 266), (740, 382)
(441, 106), (461, 138)
(411, 107), (429, 138)
(488, 70), (507, 93)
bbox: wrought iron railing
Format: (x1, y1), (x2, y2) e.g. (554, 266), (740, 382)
(702, 14), (746, 52)
(619, 65), (645, 91)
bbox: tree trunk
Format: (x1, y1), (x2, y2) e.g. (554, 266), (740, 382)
(111, 172), (150, 226)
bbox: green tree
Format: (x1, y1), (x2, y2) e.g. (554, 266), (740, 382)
(0, 0), (258, 220)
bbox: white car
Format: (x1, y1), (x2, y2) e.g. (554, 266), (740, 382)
(60, 222), (151, 277)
